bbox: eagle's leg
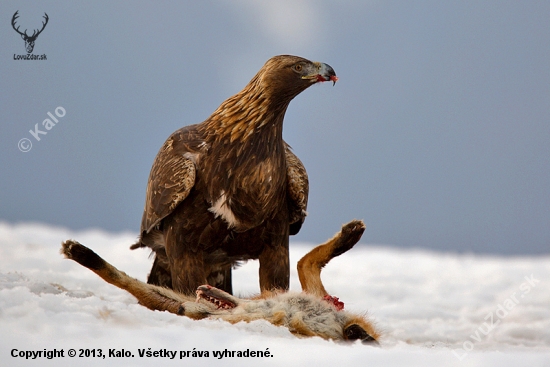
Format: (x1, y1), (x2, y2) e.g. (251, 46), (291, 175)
(147, 255), (172, 288)
(168, 252), (208, 295)
(258, 237), (290, 292)
(165, 227), (208, 295)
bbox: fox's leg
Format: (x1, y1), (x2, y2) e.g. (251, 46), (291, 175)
(61, 240), (191, 315)
(330, 220), (366, 257)
(179, 301), (220, 319)
(297, 220), (365, 297)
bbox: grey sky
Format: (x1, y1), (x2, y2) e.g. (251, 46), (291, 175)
(1, 1), (549, 255)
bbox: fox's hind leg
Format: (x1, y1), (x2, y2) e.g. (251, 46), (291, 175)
(297, 220), (365, 298)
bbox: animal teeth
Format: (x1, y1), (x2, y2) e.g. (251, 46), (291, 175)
(195, 289), (235, 309)
(195, 289), (204, 303)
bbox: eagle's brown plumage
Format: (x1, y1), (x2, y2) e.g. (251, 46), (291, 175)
(131, 55), (337, 295)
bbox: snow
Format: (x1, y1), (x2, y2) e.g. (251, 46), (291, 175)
(1, 221), (549, 366)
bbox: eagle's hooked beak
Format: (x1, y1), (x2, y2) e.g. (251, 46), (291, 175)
(303, 62), (338, 86)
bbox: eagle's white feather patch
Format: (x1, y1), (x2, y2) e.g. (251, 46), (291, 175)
(209, 192), (239, 228)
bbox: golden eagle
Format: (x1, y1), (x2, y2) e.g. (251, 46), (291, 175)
(131, 55), (338, 295)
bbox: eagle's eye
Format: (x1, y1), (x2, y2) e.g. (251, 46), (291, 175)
(293, 64), (303, 72)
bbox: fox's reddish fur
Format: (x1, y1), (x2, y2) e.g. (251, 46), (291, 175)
(61, 220), (379, 344)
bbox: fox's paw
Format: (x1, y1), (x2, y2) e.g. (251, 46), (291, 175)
(331, 220), (366, 258)
(61, 240), (105, 271)
(61, 239), (79, 259)
(341, 220), (366, 244)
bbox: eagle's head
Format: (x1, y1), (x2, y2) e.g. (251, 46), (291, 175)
(205, 55), (337, 138)
(256, 55), (338, 101)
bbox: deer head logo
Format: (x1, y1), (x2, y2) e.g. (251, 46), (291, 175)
(12, 11), (49, 54)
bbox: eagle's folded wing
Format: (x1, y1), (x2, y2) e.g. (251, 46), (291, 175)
(141, 138), (196, 234)
(285, 143), (308, 235)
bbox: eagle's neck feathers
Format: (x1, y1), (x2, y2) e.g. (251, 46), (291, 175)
(202, 74), (290, 147)
(196, 74), (293, 230)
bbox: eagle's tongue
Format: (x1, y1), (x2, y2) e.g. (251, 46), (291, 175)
(316, 74), (339, 85)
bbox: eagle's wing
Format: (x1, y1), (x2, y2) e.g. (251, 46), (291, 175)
(285, 143), (309, 235)
(140, 135), (196, 234)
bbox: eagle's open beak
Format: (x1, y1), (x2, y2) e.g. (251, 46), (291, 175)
(303, 62), (338, 86)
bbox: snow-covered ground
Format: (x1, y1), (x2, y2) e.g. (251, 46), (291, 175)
(1, 221), (549, 366)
